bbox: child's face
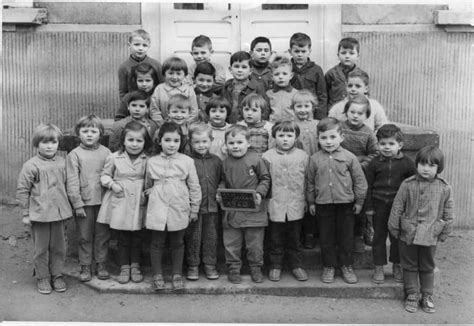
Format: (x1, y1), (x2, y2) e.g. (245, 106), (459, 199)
(79, 126), (100, 148)
(242, 103), (262, 125)
(128, 99), (148, 120)
(129, 36), (150, 59)
(168, 105), (190, 125)
(417, 162), (438, 180)
(318, 128), (344, 153)
(124, 130), (145, 156)
(191, 46), (213, 64)
(226, 133), (250, 158)
(165, 69), (186, 88)
(346, 103), (368, 127)
(347, 77), (368, 99)
(195, 73), (214, 93)
(229, 60), (251, 81)
(378, 136), (402, 159)
(289, 45), (311, 65)
(38, 138), (59, 158)
(275, 130), (296, 151)
(160, 131), (181, 156)
(338, 46), (359, 68)
(251, 42), (272, 65)
(136, 72), (155, 93)
(209, 106), (228, 127)
(272, 65), (293, 88)
(293, 100), (314, 121)
(190, 131), (212, 156)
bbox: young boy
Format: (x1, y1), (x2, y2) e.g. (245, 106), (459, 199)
(328, 68), (388, 131)
(109, 90), (159, 152)
(307, 118), (367, 284)
(194, 62), (222, 122)
(249, 36), (274, 91)
(365, 124), (416, 284)
(219, 125), (271, 284)
(288, 32), (327, 120)
(266, 56), (298, 122)
(185, 124), (223, 281)
(187, 35), (227, 86)
(222, 51), (267, 123)
(325, 37), (360, 108)
(118, 29), (164, 102)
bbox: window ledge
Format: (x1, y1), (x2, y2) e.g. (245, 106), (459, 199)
(2, 7), (47, 25)
(434, 10), (474, 32)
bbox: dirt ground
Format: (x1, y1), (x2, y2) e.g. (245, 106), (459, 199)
(1, 204), (473, 324)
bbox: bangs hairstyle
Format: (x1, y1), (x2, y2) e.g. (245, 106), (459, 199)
(167, 94), (192, 112)
(289, 32), (311, 48)
(241, 93), (270, 121)
(205, 96), (231, 117)
(132, 63), (160, 89)
(271, 120), (300, 138)
(74, 115), (105, 137)
(162, 56), (188, 75)
(32, 123), (63, 148)
(124, 90), (150, 106)
(343, 95), (371, 117)
(225, 124), (250, 142)
(415, 145), (445, 174)
(192, 35), (213, 50)
(250, 36), (272, 51)
(194, 61), (216, 79)
(155, 121), (185, 153)
(189, 123), (213, 141)
(119, 120), (151, 154)
(338, 37), (360, 53)
(269, 55), (292, 71)
(317, 117), (342, 134)
(230, 51), (251, 65)
(376, 124), (403, 142)
(129, 29), (150, 43)
(347, 68), (370, 86)
(291, 90), (317, 110)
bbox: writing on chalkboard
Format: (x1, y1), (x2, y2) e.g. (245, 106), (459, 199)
(217, 189), (259, 212)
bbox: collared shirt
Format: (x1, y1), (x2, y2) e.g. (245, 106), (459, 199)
(208, 122), (231, 161)
(238, 120), (275, 155)
(340, 120), (379, 169)
(149, 83), (199, 124)
(191, 151), (223, 214)
(262, 147), (309, 222)
(325, 63), (357, 108)
(388, 175), (455, 246)
(250, 62), (273, 91)
(266, 86), (298, 123)
(295, 119), (320, 156)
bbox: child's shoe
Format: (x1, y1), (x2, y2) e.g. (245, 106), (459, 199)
(117, 264), (130, 284)
(341, 265), (358, 284)
(79, 265), (92, 282)
(187, 266), (200, 281)
(96, 262), (110, 280)
(130, 263), (144, 283)
(353, 236), (366, 253)
(420, 294), (435, 313)
(250, 267), (264, 283)
(152, 274), (165, 291)
(227, 270), (242, 284)
(321, 267), (335, 283)
(51, 275), (67, 292)
(304, 234), (315, 249)
(37, 278), (52, 294)
(292, 268), (308, 281)
(372, 265), (385, 284)
(204, 264), (219, 280)
(172, 274), (184, 291)
(268, 268), (281, 282)
(392, 263), (403, 282)
(405, 293), (419, 313)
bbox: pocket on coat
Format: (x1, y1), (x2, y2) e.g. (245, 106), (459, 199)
(431, 219), (446, 237)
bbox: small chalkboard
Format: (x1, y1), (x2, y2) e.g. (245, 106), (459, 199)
(217, 189), (259, 212)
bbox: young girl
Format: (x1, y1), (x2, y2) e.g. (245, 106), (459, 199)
(145, 122), (201, 291)
(388, 146), (454, 314)
(206, 96), (232, 161)
(238, 93), (274, 155)
(17, 124), (73, 294)
(115, 62), (161, 120)
(66, 115), (111, 282)
(97, 121), (150, 284)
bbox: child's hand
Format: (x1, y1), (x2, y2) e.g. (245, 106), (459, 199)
(216, 192), (222, 204)
(438, 233), (448, 242)
(144, 188), (152, 197)
(255, 193), (262, 206)
(353, 203), (363, 215)
(309, 204), (316, 216)
(22, 215), (31, 227)
(111, 183), (124, 197)
(365, 210), (374, 225)
(189, 212), (198, 222)
(75, 208), (86, 218)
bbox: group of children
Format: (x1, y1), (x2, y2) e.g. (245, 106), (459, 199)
(17, 29), (454, 315)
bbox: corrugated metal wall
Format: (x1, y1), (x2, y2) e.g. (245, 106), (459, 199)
(1, 32), (128, 200)
(345, 31), (474, 228)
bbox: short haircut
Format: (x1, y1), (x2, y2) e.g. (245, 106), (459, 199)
(250, 36), (272, 51)
(129, 29), (150, 43)
(269, 55), (292, 71)
(338, 37), (360, 53)
(343, 94), (371, 118)
(155, 121), (185, 153)
(131, 63), (160, 90)
(376, 124), (403, 142)
(241, 93), (270, 121)
(189, 123), (213, 141)
(74, 115), (105, 137)
(205, 96), (232, 117)
(167, 94), (192, 112)
(125, 90), (150, 106)
(191, 35), (213, 50)
(194, 61), (216, 79)
(119, 120), (151, 154)
(317, 117), (342, 134)
(271, 120), (300, 138)
(415, 145), (445, 174)
(347, 68), (370, 86)
(162, 56), (188, 75)
(290, 32), (311, 49)
(230, 51), (251, 65)
(291, 90), (318, 110)
(32, 123), (62, 148)
(225, 124), (250, 142)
